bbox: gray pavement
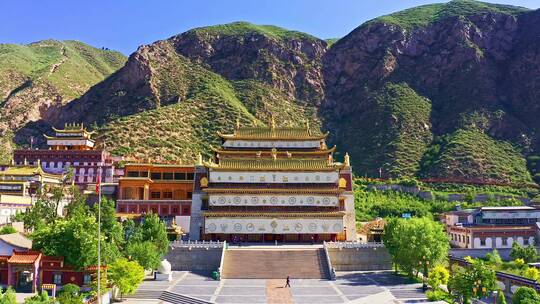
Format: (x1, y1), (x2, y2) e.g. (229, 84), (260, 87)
(125, 270), (430, 304)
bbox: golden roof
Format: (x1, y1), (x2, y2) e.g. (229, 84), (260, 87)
(217, 126), (328, 141)
(0, 165), (62, 180)
(206, 158), (343, 171)
(204, 211), (345, 218)
(211, 145), (336, 155)
(204, 188), (343, 195)
(48, 123), (95, 140)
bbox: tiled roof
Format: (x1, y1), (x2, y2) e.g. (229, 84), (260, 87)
(218, 126), (328, 140)
(207, 158), (343, 171)
(0, 232), (32, 249)
(8, 251), (41, 264)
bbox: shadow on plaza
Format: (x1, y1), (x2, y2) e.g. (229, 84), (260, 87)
(336, 271), (421, 287)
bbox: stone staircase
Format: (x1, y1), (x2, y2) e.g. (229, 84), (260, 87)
(221, 248), (330, 279)
(124, 289), (163, 299)
(160, 291), (213, 304)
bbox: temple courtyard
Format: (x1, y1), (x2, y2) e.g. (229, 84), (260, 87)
(125, 270), (430, 304)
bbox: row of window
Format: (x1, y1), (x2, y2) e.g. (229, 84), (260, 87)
(117, 205), (191, 215)
(126, 171), (194, 180)
(482, 218), (538, 225)
(52, 273), (92, 285)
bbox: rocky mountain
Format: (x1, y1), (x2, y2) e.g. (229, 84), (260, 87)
(0, 40), (126, 161)
(4, 0), (540, 184)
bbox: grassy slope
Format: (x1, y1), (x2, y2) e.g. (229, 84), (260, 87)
(0, 40), (126, 100)
(99, 54), (321, 162)
(339, 83), (432, 177)
(421, 128), (532, 184)
(0, 40), (126, 163)
(371, 0), (529, 30)
(189, 21), (320, 42)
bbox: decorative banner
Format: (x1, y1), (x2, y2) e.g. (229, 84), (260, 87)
(209, 171), (339, 184)
(209, 194), (339, 207)
(223, 140), (321, 149)
(204, 217), (344, 234)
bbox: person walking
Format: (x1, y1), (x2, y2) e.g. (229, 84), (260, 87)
(285, 276), (291, 288)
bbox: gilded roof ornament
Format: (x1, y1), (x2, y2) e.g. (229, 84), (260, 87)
(236, 119), (240, 130)
(196, 153), (203, 166)
(270, 115), (276, 130)
(344, 152), (350, 167)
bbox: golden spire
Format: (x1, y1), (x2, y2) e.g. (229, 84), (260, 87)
(196, 153), (203, 166)
(344, 152), (350, 167)
(270, 115), (276, 130)
(321, 141), (328, 149)
(236, 119), (240, 129)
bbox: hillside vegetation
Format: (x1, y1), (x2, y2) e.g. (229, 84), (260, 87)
(0, 40), (126, 163)
(3, 1), (540, 185)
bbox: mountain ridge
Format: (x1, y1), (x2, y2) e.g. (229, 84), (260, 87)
(2, 1), (540, 184)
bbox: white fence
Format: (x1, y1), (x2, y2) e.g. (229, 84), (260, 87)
(323, 241), (385, 249)
(170, 240), (225, 249)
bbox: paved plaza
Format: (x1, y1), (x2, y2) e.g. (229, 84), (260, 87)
(126, 270), (429, 304)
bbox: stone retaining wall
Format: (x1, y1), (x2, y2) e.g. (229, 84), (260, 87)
(327, 246), (392, 271)
(165, 247), (222, 272)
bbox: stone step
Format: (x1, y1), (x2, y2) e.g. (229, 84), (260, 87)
(222, 248), (329, 279)
(160, 291), (212, 304)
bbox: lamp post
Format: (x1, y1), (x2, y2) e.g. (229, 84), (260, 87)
(492, 290), (498, 304)
(472, 280), (486, 304)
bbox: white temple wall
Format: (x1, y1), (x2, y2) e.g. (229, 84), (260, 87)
(209, 194), (339, 207)
(204, 217), (344, 234)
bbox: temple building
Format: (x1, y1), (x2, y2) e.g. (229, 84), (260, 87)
(13, 123), (117, 191)
(189, 120), (356, 242)
(444, 206), (540, 249)
(117, 163), (195, 235)
(0, 251), (98, 293)
(0, 164), (65, 223)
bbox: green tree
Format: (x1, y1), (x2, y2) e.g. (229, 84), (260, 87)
(485, 249), (503, 267)
(448, 258), (497, 303)
(0, 287), (16, 304)
(140, 214), (169, 256)
(23, 291), (51, 304)
(428, 265), (449, 290)
(126, 241), (161, 270)
(383, 217), (449, 277)
(512, 287), (540, 304)
(108, 258), (145, 299)
(523, 267), (539, 281)
(510, 242), (538, 263)
(497, 291), (507, 304)
(32, 213), (99, 269)
(92, 197), (124, 264)
(0, 226), (17, 235)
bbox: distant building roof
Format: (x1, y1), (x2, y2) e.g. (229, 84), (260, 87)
(0, 232), (32, 249)
(8, 251), (41, 264)
(480, 206), (536, 211)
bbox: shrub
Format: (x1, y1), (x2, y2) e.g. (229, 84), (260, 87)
(428, 265), (449, 290)
(512, 287), (540, 304)
(426, 289), (447, 301)
(0, 226), (17, 235)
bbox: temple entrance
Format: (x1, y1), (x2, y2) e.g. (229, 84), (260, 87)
(15, 271), (34, 293)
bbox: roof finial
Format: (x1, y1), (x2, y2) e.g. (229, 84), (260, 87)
(270, 115), (276, 130)
(196, 153), (203, 166)
(236, 119), (240, 129)
(306, 119), (310, 130)
(344, 152), (350, 167)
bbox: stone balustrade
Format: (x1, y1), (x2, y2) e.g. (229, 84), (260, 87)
(323, 241), (385, 249)
(170, 240), (224, 249)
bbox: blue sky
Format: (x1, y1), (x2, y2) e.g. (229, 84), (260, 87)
(2, 0), (539, 55)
